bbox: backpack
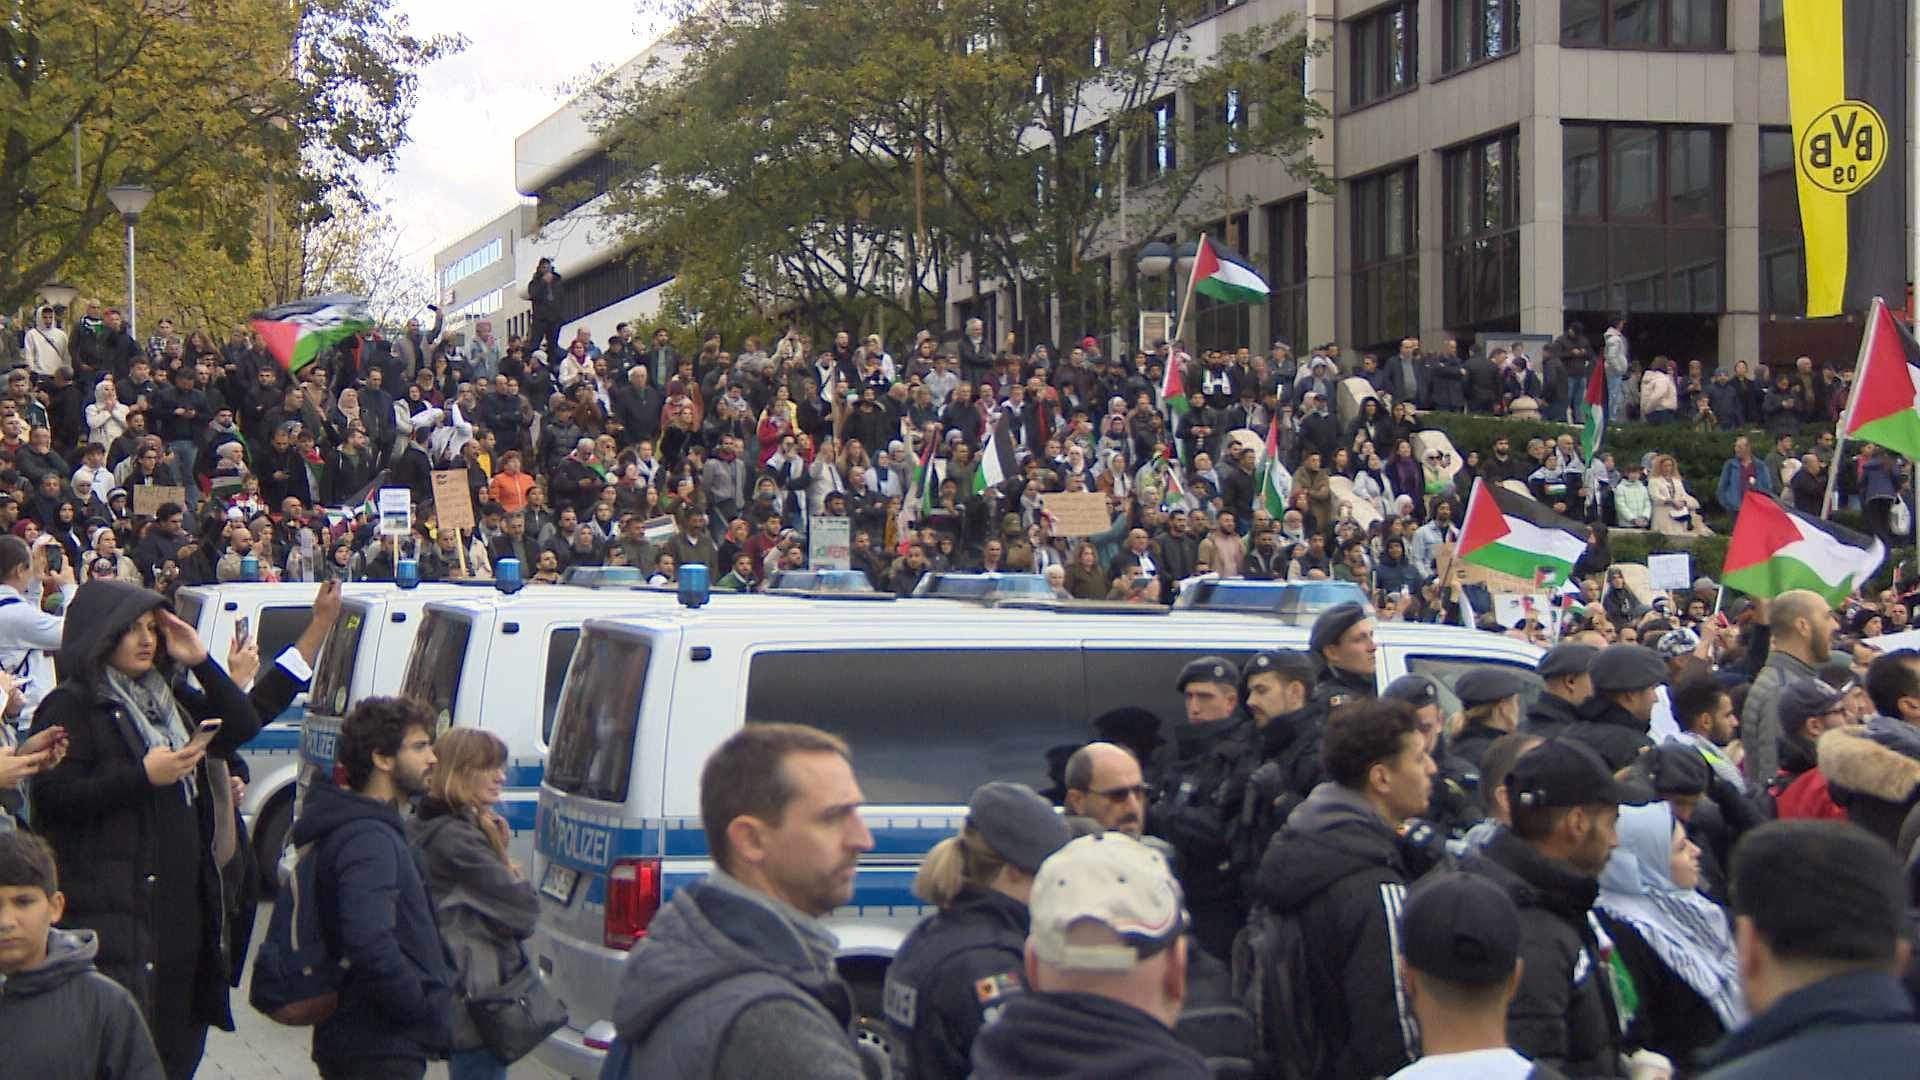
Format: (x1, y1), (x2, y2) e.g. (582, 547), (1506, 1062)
(1230, 903), (1329, 1080)
(249, 822), (369, 1025)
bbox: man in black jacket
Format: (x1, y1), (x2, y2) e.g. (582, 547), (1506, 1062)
(1308, 602), (1378, 715)
(1464, 739), (1654, 1077)
(296, 696), (452, 1079)
(526, 258), (563, 362)
(612, 364), (663, 448)
(1522, 643), (1596, 738)
(1251, 698), (1434, 1080)
(1147, 657), (1252, 962)
(1566, 644), (1663, 771)
(1233, 650), (1323, 887)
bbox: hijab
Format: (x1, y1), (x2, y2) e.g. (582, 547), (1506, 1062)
(1597, 803), (1746, 1029)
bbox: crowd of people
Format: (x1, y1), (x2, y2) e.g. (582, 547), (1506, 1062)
(2, 291), (1920, 1080)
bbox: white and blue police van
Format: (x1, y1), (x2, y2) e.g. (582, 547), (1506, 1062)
(527, 596), (1545, 1076)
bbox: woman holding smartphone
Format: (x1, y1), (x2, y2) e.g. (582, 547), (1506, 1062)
(26, 579), (261, 1080)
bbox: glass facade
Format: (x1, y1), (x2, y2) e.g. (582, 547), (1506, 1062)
(1442, 130), (1521, 330)
(1350, 162), (1419, 352)
(1350, 2), (1418, 109)
(1563, 122), (1725, 315)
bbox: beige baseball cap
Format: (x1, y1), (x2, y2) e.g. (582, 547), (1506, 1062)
(1029, 833), (1188, 972)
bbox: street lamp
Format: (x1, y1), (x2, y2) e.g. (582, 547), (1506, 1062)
(1136, 241), (1172, 278)
(107, 183), (155, 337)
(37, 282), (78, 318)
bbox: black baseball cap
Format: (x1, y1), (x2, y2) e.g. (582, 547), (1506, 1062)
(1382, 674), (1439, 710)
(1401, 872), (1521, 986)
(1506, 738), (1654, 810)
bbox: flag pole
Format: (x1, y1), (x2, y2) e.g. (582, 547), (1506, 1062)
(1169, 235), (1204, 350)
(1824, 296), (1881, 518)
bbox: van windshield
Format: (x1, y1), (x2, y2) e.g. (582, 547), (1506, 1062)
(307, 604), (371, 718)
(402, 613), (472, 734)
(546, 632), (651, 802)
(175, 592), (204, 634)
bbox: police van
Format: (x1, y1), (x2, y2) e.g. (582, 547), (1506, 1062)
(528, 600), (1544, 1077)
(301, 585), (742, 868)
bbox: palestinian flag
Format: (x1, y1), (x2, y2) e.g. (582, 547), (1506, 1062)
(1784, 0), (1909, 317)
(250, 294), (373, 373)
(1261, 416), (1290, 518)
(1457, 479), (1588, 587)
(1580, 361), (1607, 464)
(974, 415), (1018, 494)
(914, 438), (939, 518)
(1160, 350), (1189, 416)
(1840, 297), (1920, 459)
(1723, 490), (1885, 604)
(1189, 235), (1271, 305)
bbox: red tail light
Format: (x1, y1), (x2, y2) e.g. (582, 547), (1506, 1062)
(604, 857), (662, 949)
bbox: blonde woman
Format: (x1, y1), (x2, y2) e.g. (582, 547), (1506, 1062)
(884, 782), (1069, 1080)
(1650, 455), (1712, 536)
(410, 728), (542, 1077)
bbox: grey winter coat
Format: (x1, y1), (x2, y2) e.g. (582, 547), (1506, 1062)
(410, 797), (540, 1051)
(0, 928), (165, 1080)
(607, 870), (873, 1080)
(1741, 650), (1820, 788)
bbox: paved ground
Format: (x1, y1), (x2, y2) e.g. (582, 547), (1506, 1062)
(200, 902), (565, 1080)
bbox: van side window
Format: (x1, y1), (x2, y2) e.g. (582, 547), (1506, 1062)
(1406, 656), (1543, 717)
(744, 648), (1088, 803)
(307, 605), (370, 717)
(1083, 649), (1256, 744)
(255, 606), (311, 668)
(402, 614), (472, 735)
(547, 633), (651, 802)
(542, 628), (582, 744)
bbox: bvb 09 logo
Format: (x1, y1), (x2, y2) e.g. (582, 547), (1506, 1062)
(1800, 99), (1887, 194)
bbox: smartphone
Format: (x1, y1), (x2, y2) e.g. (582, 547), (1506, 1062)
(234, 615), (251, 646)
(44, 545), (61, 573)
(1713, 612), (1730, 629)
(185, 719), (222, 754)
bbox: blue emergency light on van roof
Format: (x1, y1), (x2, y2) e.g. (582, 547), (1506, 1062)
(495, 558), (524, 594)
(910, 572), (1054, 601)
(1173, 578), (1373, 623)
(395, 558), (420, 589)
(678, 562), (710, 608)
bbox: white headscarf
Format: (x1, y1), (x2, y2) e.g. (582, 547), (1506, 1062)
(1597, 803), (1747, 1029)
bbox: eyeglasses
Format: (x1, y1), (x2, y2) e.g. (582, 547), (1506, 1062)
(1082, 783), (1150, 802)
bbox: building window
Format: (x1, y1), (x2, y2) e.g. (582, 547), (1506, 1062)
(1350, 161), (1419, 353)
(1266, 198), (1308, 351)
(557, 252), (673, 325)
(1562, 1), (1726, 51)
(1443, 130), (1521, 330)
(534, 151), (615, 226)
(1130, 97), (1179, 185)
(1193, 215), (1251, 353)
(1349, 2), (1418, 109)
(1193, 88), (1245, 155)
(1562, 122), (1725, 316)
(453, 287), (504, 319)
(440, 236), (505, 292)
(1759, 126), (1806, 314)
(1443, 0), (1519, 73)
(1759, 0), (1784, 52)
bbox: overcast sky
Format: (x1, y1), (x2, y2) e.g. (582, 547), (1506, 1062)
(371, 0), (665, 287)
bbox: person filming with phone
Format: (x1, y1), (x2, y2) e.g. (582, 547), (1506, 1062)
(25, 579), (262, 1080)
(0, 534), (76, 724)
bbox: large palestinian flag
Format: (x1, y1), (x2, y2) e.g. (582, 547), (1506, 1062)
(1784, 0), (1909, 316)
(1723, 490), (1884, 604)
(1580, 362), (1607, 464)
(1457, 479), (1588, 587)
(1189, 235), (1271, 305)
(1839, 296), (1920, 459)
(251, 294), (373, 373)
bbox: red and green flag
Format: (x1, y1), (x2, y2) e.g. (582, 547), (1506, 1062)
(1189, 235), (1272, 305)
(1840, 296), (1920, 459)
(1723, 489), (1884, 604)
(1160, 350), (1189, 417)
(1260, 416), (1291, 518)
(250, 294), (373, 374)
(1580, 360), (1607, 464)
(1456, 479), (1588, 587)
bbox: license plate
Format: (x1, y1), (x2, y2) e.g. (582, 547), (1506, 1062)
(540, 863), (579, 903)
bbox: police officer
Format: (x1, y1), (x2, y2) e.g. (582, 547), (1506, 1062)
(1568, 643), (1666, 770)
(1233, 650), (1322, 895)
(1307, 601), (1377, 714)
(884, 781), (1072, 1080)
(1148, 655), (1252, 962)
(1522, 642), (1597, 738)
(1451, 667), (1532, 771)
(1384, 674), (1480, 851)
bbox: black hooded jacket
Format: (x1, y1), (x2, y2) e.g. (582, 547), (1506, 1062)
(970, 991), (1209, 1079)
(1251, 783), (1417, 1080)
(1462, 827), (1626, 1078)
(1522, 692), (1583, 739)
(27, 580), (262, 1036)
